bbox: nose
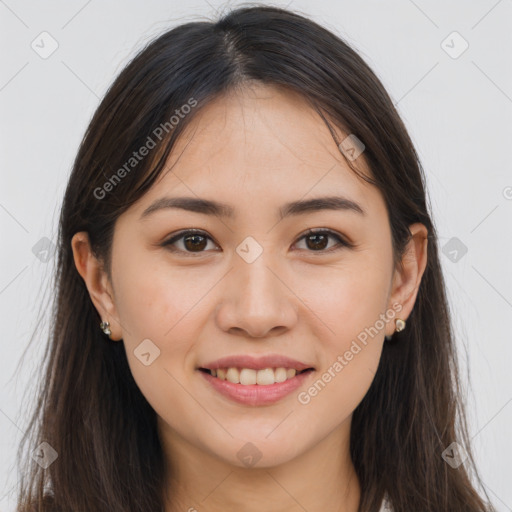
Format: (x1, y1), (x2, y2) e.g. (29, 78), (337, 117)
(215, 251), (298, 339)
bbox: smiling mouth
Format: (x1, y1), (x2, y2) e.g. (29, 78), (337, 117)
(198, 367), (314, 386)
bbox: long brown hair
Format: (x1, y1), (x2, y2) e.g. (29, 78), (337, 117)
(17, 5), (493, 511)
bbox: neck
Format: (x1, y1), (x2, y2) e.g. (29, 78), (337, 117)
(161, 420), (360, 512)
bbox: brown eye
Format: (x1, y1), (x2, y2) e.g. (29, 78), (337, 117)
(162, 230), (218, 255)
(294, 229), (351, 253)
(162, 228), (352, 256)
(305, 233), (329, 250)
(183, 234), (208, 251)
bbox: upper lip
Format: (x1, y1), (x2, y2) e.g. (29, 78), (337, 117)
(199, 354), (315, 372)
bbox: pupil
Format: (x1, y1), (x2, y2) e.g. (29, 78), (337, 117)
(307, 234), (327, 250)
(185, 235), (207, 251)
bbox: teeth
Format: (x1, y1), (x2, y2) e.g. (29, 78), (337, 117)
(210, 367), (303, 385)
(256, 368), (274, 385)
(240, 368), (257, 385)
(275, 367), (287, 383)
(226, 367), (240, 384)
(286, 369), (296, 379)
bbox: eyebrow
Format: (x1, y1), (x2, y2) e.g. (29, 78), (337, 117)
(140, 195), (365, 220)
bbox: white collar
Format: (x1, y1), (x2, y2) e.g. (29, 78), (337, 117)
(379, 495), (392, 511)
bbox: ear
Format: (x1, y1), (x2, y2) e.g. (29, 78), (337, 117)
(71, 232), (123, 341)
(385, 222), (428, 337)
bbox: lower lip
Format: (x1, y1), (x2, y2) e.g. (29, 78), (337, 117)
(199, 369), (314, 406)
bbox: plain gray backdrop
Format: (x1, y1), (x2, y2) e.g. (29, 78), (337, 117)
(1, 0), (511, 510)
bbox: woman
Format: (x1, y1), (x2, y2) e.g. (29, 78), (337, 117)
(17, 5), (493, 512)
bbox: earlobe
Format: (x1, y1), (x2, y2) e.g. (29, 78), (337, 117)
(70, 232), (122, 341)
(386, 223), (428, 336)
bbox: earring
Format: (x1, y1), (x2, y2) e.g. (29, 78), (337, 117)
(385, 318), (406, 341)
(395, 318), (406, 332)
(100, 320), (111, 337)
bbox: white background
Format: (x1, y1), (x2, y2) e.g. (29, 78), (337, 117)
(1, 0), (511, 510)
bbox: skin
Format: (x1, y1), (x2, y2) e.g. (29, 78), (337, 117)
(72, 83), (428, 512)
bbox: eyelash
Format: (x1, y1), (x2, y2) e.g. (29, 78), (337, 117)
(161, 228), (353, 256)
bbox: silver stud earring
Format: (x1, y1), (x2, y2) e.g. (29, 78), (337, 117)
(100, 320), (111, 337)
(385, 318), (406, 341)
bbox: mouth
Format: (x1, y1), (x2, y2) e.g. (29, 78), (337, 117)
(198, 366), (315, 386)
(198, 366), (315, 406)
(197, 354), (316, 405)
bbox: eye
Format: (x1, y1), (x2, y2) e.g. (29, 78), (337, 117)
(161, 229), (219, 255)
(161, 228), (352, 256)
(293, 228), (352, 253)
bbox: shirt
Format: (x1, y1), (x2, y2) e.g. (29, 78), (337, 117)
(379, 495), (392, 511)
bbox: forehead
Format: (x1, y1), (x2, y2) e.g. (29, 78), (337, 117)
(133, 83), (384, 219)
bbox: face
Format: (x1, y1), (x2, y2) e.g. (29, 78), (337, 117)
(73, 83), (426, 472)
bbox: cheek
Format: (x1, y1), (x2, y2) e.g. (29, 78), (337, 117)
(113, 253), (209, 341)
(113, 266), (200, 419)
(294, 256), (389, 405)
(112, 255), (216, 393)
(297, 258), (391, 345)
(298, 345), (381, 429)
(297, 269), (388, 416)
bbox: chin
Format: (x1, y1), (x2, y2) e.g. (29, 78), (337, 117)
(205, 431), (310, 469)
